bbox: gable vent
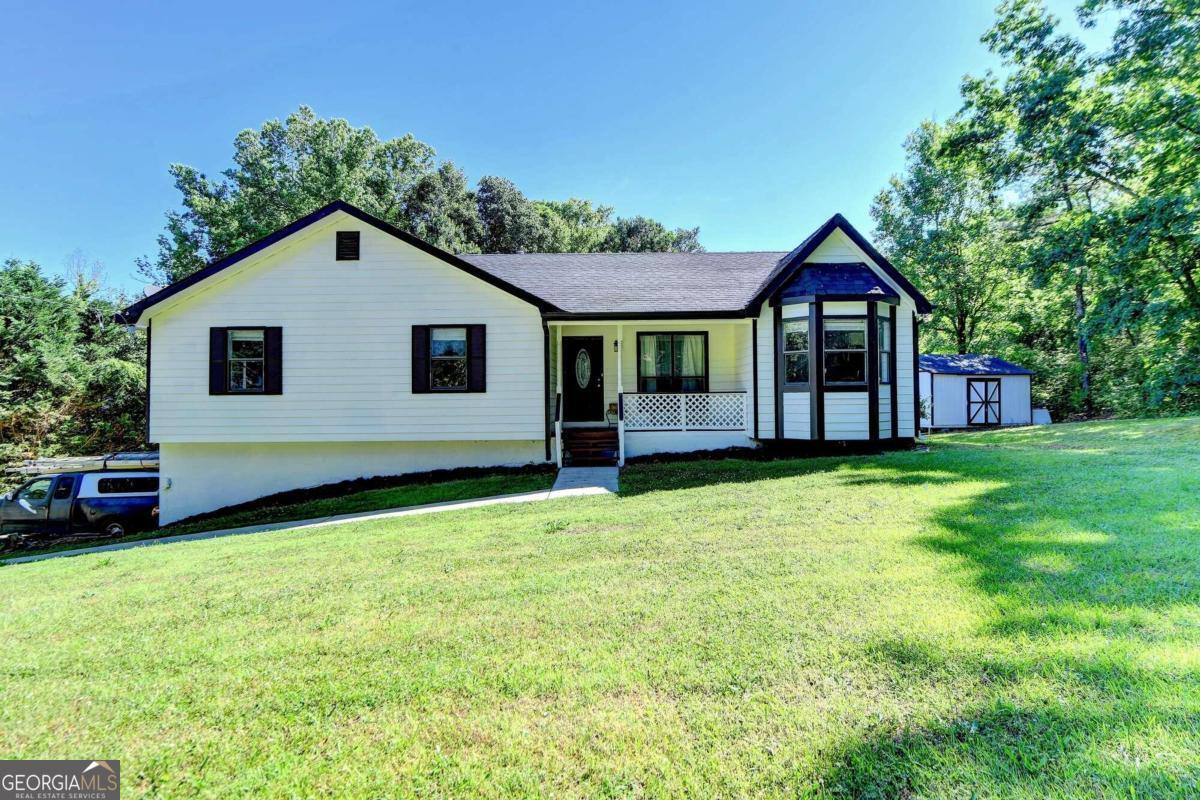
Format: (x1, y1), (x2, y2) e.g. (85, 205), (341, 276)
(336, 231), (360, 261)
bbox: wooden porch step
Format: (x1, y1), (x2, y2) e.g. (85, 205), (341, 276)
(562, 428), (618, 466)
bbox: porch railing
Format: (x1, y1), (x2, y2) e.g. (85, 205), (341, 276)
(622, 391), (748, 432)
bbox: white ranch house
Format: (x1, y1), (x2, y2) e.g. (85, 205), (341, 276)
(120, 201), (933, 524)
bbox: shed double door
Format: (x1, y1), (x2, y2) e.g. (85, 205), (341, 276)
(967, 378), (1001, 425)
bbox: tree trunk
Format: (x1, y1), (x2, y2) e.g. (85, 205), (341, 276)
(1075, 276), (1090, 413)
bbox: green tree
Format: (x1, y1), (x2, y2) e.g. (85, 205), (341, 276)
(0, 259), (145, 478)
(872, 121), (1020, 354)
(602, 216), (703, 253)
(532, 199), (615, 253)
(476, 176), (544, 253)
(137, 106), (482, 284)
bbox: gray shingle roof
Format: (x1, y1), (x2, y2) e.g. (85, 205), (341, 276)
(458, 252), (789, 314)
(920, 354), (1033, 375)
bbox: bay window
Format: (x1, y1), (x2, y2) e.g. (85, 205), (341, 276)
(783, 319), (809, 385)
(823, 319), (867, 385)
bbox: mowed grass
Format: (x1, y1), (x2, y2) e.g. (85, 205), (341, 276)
(159, 469), (557, 536)
(1, 469), (557, 561)
(1, 418), (1198, 798)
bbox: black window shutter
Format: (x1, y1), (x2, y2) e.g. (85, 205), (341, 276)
(264, 327), (283, 394)
(209, 328), (228, 395)
(336, 231), (360, 261)
(412, 325), (430, 393)
(467, 325), (486, 392)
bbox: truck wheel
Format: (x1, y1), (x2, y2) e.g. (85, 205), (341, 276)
(103, 520), (126, 537)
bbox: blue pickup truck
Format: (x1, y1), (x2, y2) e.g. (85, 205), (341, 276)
(0, 471), (159, 538)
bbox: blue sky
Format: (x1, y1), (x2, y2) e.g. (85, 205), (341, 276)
(1, 0), (1097, 292)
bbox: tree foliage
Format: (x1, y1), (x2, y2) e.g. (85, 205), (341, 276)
(0, 260), (145, 481)
(879, 0), (1200, 418)
(138, 106), (703, 285)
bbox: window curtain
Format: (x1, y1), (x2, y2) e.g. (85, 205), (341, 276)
(679, 335), (704, 377)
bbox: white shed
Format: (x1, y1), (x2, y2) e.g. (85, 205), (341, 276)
(919, 354), (1033, 430)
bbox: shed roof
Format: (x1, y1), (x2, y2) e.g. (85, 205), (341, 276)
(919, 354), (1033, 375)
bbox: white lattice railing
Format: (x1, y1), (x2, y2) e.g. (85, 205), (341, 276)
(622, 392), (748, 432)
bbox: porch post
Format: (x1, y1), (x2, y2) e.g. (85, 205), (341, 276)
(616, 324), (625, 467)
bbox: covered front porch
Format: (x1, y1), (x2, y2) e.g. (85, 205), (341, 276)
(547, 319), (758, 466)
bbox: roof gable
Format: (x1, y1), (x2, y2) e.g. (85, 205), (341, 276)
(749, 214), (933, 314)
(119, 201), (560, 323)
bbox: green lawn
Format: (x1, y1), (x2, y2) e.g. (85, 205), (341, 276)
(1, 468), (556, 560)
(1, 418), (1198, 798)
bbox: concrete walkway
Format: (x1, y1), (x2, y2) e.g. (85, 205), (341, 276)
(2, 467), (620, 566)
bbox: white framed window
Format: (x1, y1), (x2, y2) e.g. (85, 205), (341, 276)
(824, 319), (867, 385)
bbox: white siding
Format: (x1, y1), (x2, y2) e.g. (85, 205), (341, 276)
(782, 392), (811, 438)
(756, 305), (776, 438)
(878, 384), (892, 435)
(895, 305), (917, 437)
(1001, 375), (1032, 425)
(932, 375), (968, 427)
(147, 212), (546, 443)
(919, 371), (933, 427)
(824, 393), (871, 440)
(926, 373), (1032, 428)
(159, 440), (544, 524)
(624, 430), (753, 458)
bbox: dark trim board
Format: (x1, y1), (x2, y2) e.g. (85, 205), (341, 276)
(751, 318), (759, 439)
(773, 306), (783, 439)
(867, 304), (879, 442)
(777, 293), (899, 306)
(912, 312), (920, 435)
(812, 302), (824, 440)
(118, 200), (561, 324)
(889, 306), (898, 439)
(542, 310), (747, 321)
(144, 319), (152, 443)
(542, 321), (552, 462)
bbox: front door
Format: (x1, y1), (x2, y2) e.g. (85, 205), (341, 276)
(562, 336), (604, 422)
(967, 378), (1001, 425)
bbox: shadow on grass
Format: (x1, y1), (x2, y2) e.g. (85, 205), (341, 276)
(821, 661), (1199, 797)
(623, 419), (1200, 795)
(823, 422), (1200, 795)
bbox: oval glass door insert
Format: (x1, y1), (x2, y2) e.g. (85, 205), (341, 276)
(575, 349), (592, 389)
